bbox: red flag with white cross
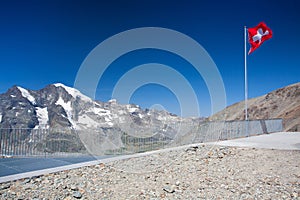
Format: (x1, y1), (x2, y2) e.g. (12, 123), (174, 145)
(248, 22), (272, 54)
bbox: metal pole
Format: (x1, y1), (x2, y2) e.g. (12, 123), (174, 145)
(244, 26), (248, 121)
(244, 26), (249, 137)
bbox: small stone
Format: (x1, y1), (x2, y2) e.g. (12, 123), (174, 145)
(21, 179), (31, 185)
(34, 178), (42, 183)
(70, 185), (78, 191)
(240, 193), (249, 199)
(149, 190), (157, 197)
(218, 154), (224, 159)
(62, 185), (67, 189)
(186, 146), (198, 152)
(72, 191), (82, 199)
(176, 189), (182, 193)
(140, 189), (145, 195)
(42, 179), (49, 184)
(160, 193), (166, 198)
(24, 184), (34, 190)
(98, 163), (105, 168)
(163, 185), (175, 193)
(61, 174), (68, 179)
(145, 175), (151, 179)
(0, 183), (11, 190)
(175, 181), (180, 186)
(292, 192), (298, 198)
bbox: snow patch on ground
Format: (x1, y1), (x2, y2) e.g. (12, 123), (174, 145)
(157, 116), (166, 121)
(92, 107), (111, 116)
(112, 114), (119, 119)
(118, 116), (126, 123)
(102, 114), (114, 126)
(126, 105), (138, 113)
(34, 107), (49, 128)
(78, 115), (99, 128)
(10, 95), (16, 98)
(104, 116), (112, 122)
(54, 83), (92, 102)
(55, 96), (77, 128)
(78, 114), (114, 127)
(17, 86), (36, 105)
(129, 107), (138, 112)
(0, 114), (2, 123)
(118, 110), (126, 115)
(107, 122), (114, 126)
(108, 99), (117, 104)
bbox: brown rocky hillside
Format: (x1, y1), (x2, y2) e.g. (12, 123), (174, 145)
(209, 82), (300, 131)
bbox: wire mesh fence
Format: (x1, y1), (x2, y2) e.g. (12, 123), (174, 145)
(0, 128), (86, 157)
(0, 119), (282, 158)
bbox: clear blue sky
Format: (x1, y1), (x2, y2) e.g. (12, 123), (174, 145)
(0, 0), (299, 117)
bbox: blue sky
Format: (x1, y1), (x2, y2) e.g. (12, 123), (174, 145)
(0, 0), (299, 117)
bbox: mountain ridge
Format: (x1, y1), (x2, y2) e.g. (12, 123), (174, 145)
(1, 81), (299, 132)
(209, 82), (300, 131)
(0, 83), (202, 133)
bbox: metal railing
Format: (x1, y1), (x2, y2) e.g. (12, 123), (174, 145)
(0, 128), (86, 157)
(0, 119), (283, 157)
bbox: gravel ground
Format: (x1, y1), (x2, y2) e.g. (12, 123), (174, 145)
(0, 144), (299, 199)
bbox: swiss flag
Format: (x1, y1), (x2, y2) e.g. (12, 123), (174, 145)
(248, 22), (272, 54)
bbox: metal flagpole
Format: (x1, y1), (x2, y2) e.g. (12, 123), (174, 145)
(244, 26), (249, 136)
(244, 26), (248, 120)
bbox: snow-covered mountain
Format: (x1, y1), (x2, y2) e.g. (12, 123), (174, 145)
(0, 83), (203, 154)
(0, 83), (197, 130)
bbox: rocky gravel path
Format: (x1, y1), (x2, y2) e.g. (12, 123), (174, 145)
(0, 144), (299, 199)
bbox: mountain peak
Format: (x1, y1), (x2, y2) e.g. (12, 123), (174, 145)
(53, 83), (92, 102)
(108, 99), (117, 104)
(16, 86), (37, 105)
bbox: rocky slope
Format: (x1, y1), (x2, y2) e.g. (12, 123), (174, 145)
(210, 82), (300, 131)
(1, 145), (299, 199)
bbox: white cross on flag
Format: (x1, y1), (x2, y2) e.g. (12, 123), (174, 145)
(248, 22), (272, 54)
